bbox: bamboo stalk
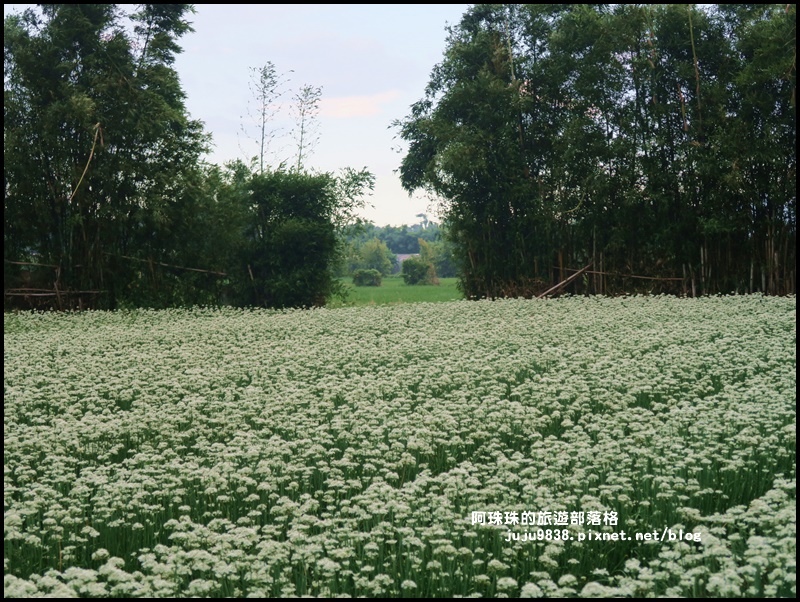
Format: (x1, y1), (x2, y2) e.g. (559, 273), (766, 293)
(552, 267), (683, 281)
(700, 245), (705, 295)
(592, 227), (597, 294)
(54, 271), (62, 311)
(4, 260), (59, 269)
(782, 234), (789, 294)
(107, 253), (227, 276)
(4, 291), (104, 297)
(774, 251), (780, 295)
(537, 262), (592, 299)
(682, 264), (687, 296)
(600, 252), (604, 295)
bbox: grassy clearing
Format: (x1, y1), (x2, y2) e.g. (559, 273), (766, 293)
(3, 295), (796, 597)
(330, 276), (462, 307)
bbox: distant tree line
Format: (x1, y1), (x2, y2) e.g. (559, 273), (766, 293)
(398, 4), (796, 298)
(4, 5), (372, 310)
(337, 219), (457, 279)
(344, 221), (440, 255)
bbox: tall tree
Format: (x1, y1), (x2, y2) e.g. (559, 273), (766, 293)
(4, 4), (207, 308)
(397, 3), (542, 298)
(240, 62), (290, 174)
(292, 84), (322, 171)
(397, 3), (795, 298)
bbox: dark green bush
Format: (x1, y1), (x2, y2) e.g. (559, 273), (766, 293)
(236, 171), (338, 308)
(352, 269), (382, 286)
(401, 256), (439, 285)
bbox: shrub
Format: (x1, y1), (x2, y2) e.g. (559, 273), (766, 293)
(401, 256), (438, 285)
(352, 269), (382, 286)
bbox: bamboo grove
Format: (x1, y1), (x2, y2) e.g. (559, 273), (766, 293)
(4, 5), (209, 309)
(4, 5), (373, 310)
(4, 5), (795, 310)
(397, 4), (796, 299)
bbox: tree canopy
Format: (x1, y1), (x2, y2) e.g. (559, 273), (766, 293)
(4, 4), (208, 307)
(5, 4), (794, 309)
(397, 4), (796, 298)
(4, 4), (374, 310)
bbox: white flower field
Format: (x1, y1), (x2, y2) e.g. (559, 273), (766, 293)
(3, 295), (796, 597)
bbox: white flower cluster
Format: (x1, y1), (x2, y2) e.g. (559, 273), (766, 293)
(4, 296), (796, 597)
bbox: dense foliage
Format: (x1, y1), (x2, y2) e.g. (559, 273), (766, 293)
(235, 170), (338, 308)
(4, 5), (372, 310)
(5, 4), (795, 308)
(4, 4), (208, 308)
(398, 4), (796, 299)
(342, 222), (441, 256)
(4, 296), (795, 597)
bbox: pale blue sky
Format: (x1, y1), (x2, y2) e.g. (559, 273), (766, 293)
(5, 4), (472, 225)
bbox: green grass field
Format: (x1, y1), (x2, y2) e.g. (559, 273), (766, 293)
(330, 276), (462, 307)
(3, 296), (796, 597)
